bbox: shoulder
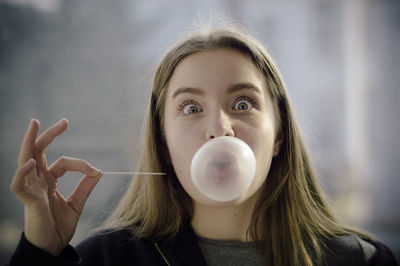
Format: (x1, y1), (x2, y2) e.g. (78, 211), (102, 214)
(364, 237), (399, 266)
(77, 228), (139, 249)
(323, 234), (398, 266)
(75, 228), (159, 266)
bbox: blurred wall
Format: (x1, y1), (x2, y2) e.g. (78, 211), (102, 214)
(0, 0), (399, 263)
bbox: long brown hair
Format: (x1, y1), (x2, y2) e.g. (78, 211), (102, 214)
(105, 26), (368, 265)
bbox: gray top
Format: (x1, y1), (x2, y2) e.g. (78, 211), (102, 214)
(197, 236), (265, 266)
(197, 235), (377, 266)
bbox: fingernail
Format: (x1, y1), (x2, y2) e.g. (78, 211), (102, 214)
(29, 119), (38, 127)
(60, 118), (69, 125)
(91, 168), (102, 177)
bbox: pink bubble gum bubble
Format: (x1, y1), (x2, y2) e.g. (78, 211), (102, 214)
(190, 136), (256, 202)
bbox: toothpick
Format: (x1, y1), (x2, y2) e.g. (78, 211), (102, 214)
(102, 172), (166, 175)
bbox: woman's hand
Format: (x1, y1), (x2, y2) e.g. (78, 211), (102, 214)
(10, 119), (103, 255)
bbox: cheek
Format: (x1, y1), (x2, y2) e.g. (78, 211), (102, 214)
(244, 123), (276, 188)
(166, 136), (218, 205)
(254, 143), (274, 181)
(164, 111), (205, 173)
(164, 122), (198, 192)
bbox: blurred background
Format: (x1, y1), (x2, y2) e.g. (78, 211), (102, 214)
(0, 0), (399, 263)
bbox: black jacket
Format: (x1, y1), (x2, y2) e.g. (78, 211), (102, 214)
(7, 224), (398, 266)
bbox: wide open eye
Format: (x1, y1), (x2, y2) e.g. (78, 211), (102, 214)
(233, 97), (255, 111)
(181, 101), (203, 115)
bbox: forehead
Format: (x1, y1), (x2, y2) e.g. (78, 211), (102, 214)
(167, 49), (266, 94)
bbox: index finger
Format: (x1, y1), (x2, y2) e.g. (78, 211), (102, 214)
(35, 118), (69, 155)
(18, 119), (40, 166)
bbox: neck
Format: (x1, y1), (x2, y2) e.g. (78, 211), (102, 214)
(191, 192), (260, 242)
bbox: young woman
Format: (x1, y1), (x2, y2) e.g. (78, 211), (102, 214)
(7, 27), (398, 266)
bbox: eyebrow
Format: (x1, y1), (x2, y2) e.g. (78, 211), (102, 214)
(172, 82), (261, 99)
(172, 87), (205, 99)
(227, 82), (262, 94)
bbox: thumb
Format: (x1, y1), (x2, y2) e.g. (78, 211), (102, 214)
(67, 172), (102, 214)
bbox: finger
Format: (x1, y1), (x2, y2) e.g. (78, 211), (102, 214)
(67, 173), (102, 214)
(37, 152), (49, 174)
(35, 119), (69, 155)
(18, 119), (40, 166)
(48, 156), (102, 179)
(10, 159), (36, 195)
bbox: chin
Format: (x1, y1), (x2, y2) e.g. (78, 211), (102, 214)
(196, 194), (248, 208)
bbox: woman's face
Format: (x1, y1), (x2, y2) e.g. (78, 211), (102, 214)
(163, 49), (279, 207)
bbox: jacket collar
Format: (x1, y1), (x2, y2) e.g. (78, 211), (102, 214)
(155, 223), (207, 266)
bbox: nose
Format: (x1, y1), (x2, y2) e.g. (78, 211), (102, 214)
(205, 110), (234, 140)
